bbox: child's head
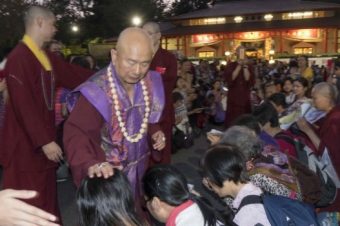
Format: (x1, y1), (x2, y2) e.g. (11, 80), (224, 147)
(172, 91), (184, 108)
(143, 165), (191, 223)
(212, 80), (222, 91)
(77, 169), (143, 226)
(201, 144), (248, 198)
(297, 55), (309, 68)
(180, 59), (192, 73)
(232, 114), (261, 135)
(263, 81), (277, 99)
(293, 77), (309, 98)
(176, 77), (187, 89)
(268, 92), (287, 114)
(252, 101), (280, 129)
(274, 79), (283, 93)
(143, 164), (220, 225)
(205, 93), (215, 106)
(283, 77), (293, 93)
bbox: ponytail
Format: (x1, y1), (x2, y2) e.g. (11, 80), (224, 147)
(189, 193), (236, 226)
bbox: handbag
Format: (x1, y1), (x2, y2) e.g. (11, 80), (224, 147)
(56, 160), (70, 181)
(172, 124), (194, 151)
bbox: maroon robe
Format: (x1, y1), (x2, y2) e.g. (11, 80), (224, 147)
(63, 95), (161, 216)
(0, 42), (92, 219)
(63, 95), (162, 182)
(224, 62), (254, 128)
(318, 105), (340, 212)
(148, 47), (177, 164)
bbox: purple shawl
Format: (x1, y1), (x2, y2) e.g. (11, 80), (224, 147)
(68, 63), (164, 192)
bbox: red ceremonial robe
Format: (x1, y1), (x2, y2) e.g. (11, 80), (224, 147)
(148, 47), (177, 164)
(63, 95), (161, 216)
(318, 105), (340, 212)
(0, 42), (92, 219)
(63, 95), (162, 185)
(224, 62), (254, 128)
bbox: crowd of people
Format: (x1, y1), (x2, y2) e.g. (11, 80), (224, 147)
(1, 4), (340, 226)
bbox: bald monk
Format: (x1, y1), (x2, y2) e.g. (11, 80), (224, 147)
(64, 27), (165, 206)
(143, 22), (177, 164)
(0, 5), (92, 220)
(297, 82), (340, 212)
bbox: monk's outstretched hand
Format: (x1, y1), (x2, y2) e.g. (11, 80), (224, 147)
(88, 162), (122, 179)
(151, 130), (166, 151)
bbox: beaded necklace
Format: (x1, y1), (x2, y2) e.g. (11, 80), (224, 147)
(107, 66), (150, 143)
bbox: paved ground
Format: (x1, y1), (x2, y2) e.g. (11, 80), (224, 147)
(1, 126), (225, 226)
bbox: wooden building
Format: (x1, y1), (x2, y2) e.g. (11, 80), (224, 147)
(160, 0), (340, 60)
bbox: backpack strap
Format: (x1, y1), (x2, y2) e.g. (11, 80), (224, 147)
(276, 132), (312, 165)
(236, 195), (263, 214)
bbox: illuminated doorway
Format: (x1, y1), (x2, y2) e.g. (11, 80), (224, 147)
(241, 41), (265, 58)
(196, 46), (217, 58)
(293, 42), (315, 55)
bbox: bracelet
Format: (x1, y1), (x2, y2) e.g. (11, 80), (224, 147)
(97, 162), (107, 169)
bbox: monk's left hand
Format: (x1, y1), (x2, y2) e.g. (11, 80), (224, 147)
(152, 130), (166, 151)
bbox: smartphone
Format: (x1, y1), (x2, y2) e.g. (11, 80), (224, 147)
(239, 48), (245, 60)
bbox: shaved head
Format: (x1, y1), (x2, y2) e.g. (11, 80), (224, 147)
(142, 21), (161, 49)
(24, 5), (54, 29)
(313, 82), (338, 104)
(116, 27), (154, 56)
(142, 22), (160, 34)
(111, 27), (154, 87)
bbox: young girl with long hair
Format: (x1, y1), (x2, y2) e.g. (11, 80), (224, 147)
(143, 164), (232, 226)
(77, 169), (146, 226)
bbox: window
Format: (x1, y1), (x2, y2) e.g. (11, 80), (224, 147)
(166, 38), (178, 50)
(198, 51), (215, 58)
(161, 37), (184, 51)
(337, 30), (340, 53)
(282, 11), (330, 20)
(179, 11), (333, 27)
(294, 47), (313, 55)
(284, 11), (314, 20)
(186, 17), (226, 26)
